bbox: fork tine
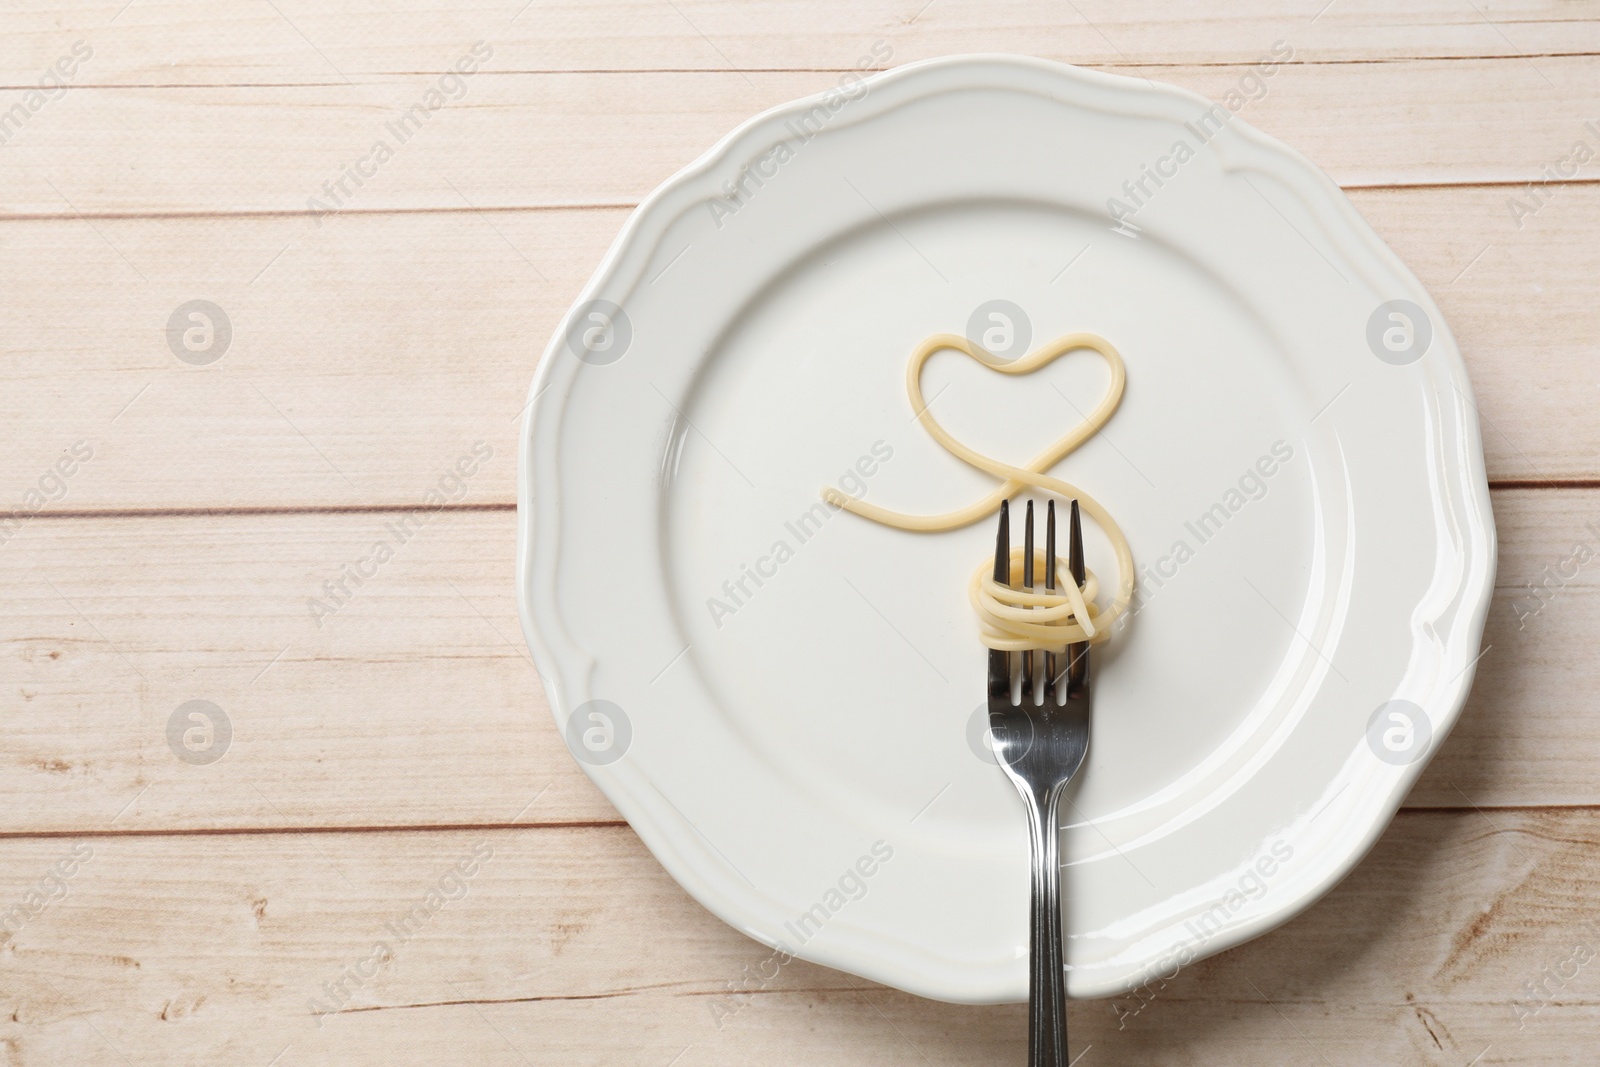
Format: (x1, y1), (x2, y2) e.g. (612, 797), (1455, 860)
(1068, 499), (1084, 586)
(995, 499), (1011, 584)
(988, 501), (1010, 701)
(1023, 500), (1035, 588)
(1045, 499), (1057, 702)
(1022, 500), (1035, 696)
(1067, 498), (1089, 689)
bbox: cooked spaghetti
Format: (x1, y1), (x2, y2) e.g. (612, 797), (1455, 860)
(821, 331), (1135, 649)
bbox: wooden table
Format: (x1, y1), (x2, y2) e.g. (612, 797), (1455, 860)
(1, 3), (1596, 1063)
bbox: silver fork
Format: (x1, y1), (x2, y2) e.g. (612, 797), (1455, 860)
(988, 498), (1092, 1067)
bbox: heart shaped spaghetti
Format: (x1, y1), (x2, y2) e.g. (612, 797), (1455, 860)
(821, 331), (1136, 648)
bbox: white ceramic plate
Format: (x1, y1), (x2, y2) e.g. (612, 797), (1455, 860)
(517, 55), (1495, 1002)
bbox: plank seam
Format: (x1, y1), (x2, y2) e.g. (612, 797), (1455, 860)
(15, 481), (1589, 526)
(0, 820), (629, 842)
(0, 806), (1579, 842)
(1, 180), (1596, 225)
(1, 51), (1598, 90)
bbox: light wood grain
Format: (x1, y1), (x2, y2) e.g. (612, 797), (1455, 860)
(0, 206), (610, 512)
(2, 0), (1598, 84)
(0, 807), (1592, 1065)
(0, 184), (1595, 520)
(2, 4), (1597, 1062)
(0, 505), (593, 833)
(0, 57), (1596, 219)
(0, 488), (1590, 834)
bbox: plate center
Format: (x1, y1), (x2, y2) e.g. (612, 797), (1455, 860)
(662, 200), (1317, 855)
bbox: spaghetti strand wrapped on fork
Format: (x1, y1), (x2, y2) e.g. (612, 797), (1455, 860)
(822, 331), (1135, 650)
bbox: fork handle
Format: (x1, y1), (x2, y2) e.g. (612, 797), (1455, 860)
(1021, 780), (1069, 1067)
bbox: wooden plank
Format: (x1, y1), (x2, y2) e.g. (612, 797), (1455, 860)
(0, 183), (1593, 519)
(0, 58), (1596, 218)
(0, 207), (616, 513)
(0, 507), (607, 833)
(0, 807), (1594, 1064)
(0, 487), (1590, 834)
(1411, 487), (1600, 808)
(3, 1), (1599, 84)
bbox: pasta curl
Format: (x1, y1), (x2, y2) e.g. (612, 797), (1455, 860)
(821, 331), (1135, 649)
